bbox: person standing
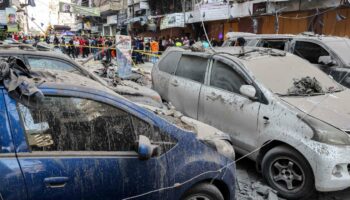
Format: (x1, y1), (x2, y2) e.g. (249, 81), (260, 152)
(53, 35), (59, 47)
(183, 36), (190, 47)
(68, 37), (75, 59)
(105, 38), (113, 63)
(97, 36), (104, 60)
(91, 37), (98, 60)
(61, 37), (66, 54)
(74, 37), (80, 58)
(150, 38), (159, 63)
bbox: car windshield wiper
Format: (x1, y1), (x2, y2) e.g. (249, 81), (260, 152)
(276, 92), (326, 97)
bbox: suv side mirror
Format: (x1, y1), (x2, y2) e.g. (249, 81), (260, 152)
(138, 135), (158, 160)
(318, 56), (337, 66)
(240, 85), (257, 100)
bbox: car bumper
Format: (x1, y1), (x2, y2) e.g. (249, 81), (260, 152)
(302, 141), (350, 192)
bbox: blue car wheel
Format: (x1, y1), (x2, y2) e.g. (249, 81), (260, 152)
(182, 183), (224, 200)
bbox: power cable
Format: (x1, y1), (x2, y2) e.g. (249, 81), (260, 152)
(121, 2), (350, 200)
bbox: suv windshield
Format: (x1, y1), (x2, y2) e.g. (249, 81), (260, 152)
(245, 54), (344, 96)
(324, 38), (350, 66)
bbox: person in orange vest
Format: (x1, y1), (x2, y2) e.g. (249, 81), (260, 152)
(150, 38), (159, 63)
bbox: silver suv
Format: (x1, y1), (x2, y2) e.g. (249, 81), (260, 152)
(223, 33), (350, 88)
(152, 47), (350, 199)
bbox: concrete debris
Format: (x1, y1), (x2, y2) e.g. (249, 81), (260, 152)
(288, 76), (323, 95)
(236, 168), (283, 200)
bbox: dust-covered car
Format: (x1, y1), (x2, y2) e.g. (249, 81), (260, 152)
(0, 62), (236, 200)
(223, 33), (350, 88)
(0, 47), (162, 107)
(152, 46), (350, 199)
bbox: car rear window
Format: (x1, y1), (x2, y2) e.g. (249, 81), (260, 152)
(27, 57), (79, 73)
(258, 40), (287, 50)
(175, 55), (208, 83)
(158, 51), (181, 74)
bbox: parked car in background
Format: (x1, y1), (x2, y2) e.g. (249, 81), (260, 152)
(223, 32), (350, 88)
(0, 38), (20, 45)
(0, 70), (236, 200)
(0, 47), (163, 107)
(152, 46), (350, 199)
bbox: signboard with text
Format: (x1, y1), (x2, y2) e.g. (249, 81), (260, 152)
(6, 8), (17, 32)
(116, 35), (132, 78)
(0, 10), (6, 25)
(59, 2), (100, 16)
(160, 13), (185, 30)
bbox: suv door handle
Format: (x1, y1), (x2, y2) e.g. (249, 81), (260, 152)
(44, 177), (69, 188)
(171, 80), (179, 87)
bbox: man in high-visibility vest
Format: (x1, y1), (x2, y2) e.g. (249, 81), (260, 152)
(150, 39), (159, 63)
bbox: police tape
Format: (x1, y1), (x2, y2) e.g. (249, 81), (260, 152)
(50, 44), (162, 58)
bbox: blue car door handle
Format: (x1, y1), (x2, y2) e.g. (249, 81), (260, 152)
(44, 177), (69, 188)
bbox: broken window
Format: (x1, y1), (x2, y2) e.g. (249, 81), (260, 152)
(27, 57), (79, 73)
(293, 41), (329, 64)
(210, 60), (246, 94)
(175, 55), (208, 83)
(158, 51), (182, 74)
(258, 39), (287, 50)
(17, 96), (138, 152)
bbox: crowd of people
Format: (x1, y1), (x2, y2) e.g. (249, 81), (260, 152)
(132, 35), (225, 64)
(8, 33), (238, 65)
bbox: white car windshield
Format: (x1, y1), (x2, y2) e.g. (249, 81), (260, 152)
(245, 54), (344, 96)
(324, 38), (350, 66)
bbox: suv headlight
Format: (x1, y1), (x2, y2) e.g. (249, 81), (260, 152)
(301, 115), (350, 145)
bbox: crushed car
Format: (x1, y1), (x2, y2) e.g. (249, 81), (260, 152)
(152, 46), (350, 199)
(0, 46), (163, 107)
(0, 58), (236, 200)
(223, 32), (350, 88)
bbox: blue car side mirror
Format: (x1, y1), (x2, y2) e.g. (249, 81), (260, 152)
(138, 135), (158, 160)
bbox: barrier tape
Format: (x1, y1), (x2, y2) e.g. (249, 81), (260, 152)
(50, 44), (162, 58)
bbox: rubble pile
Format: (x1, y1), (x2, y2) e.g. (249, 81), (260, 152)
(236, 168), (283, 200)
(288, 76), (323, 95)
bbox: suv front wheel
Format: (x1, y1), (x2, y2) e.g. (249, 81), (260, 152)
(261, 145), (315, 200)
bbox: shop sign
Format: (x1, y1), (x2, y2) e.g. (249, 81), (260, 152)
(199, 3), (229, 21)
(107, 15), (118, 25)
(6, 8), (17, 32)
(116, 35), (132, 78)
(0, 10), (6, 25)
(253, 2), (267, 15)
(160, 13), (185, 30)
(59, 1), (100, 17)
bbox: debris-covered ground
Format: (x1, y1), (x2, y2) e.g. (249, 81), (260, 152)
(236, 157), (350, 200)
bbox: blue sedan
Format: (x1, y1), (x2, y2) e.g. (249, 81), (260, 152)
(0, 71), (236, 200)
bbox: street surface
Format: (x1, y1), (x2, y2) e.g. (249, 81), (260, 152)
(236, 156), (350, 200)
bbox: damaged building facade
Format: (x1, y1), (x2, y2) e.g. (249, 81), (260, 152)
(128, 0), (350, 40)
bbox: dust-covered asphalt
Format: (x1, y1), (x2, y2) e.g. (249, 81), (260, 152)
(236, 156), (350, 200)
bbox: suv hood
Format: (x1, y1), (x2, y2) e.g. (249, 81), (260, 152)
(281, 90), (350, 131)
